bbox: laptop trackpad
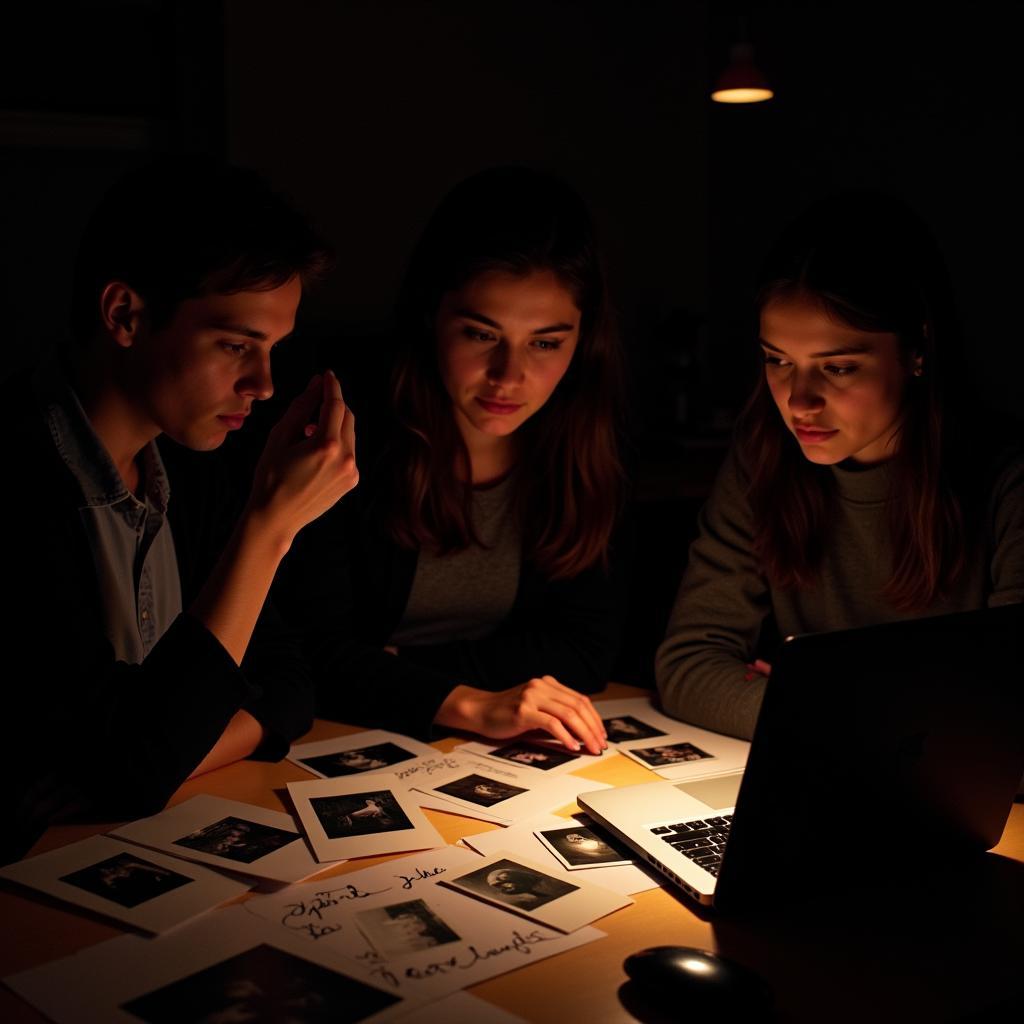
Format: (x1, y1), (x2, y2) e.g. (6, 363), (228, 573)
(674, 774), (742, 809)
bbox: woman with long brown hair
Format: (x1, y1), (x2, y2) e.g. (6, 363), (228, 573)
(286, 167), (627, 752)
(656, 192), (1024, 738)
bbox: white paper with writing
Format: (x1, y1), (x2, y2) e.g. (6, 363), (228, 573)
(289, 729), (438, 780)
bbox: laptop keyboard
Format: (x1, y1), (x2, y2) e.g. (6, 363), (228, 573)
(650, 815), (732, 877)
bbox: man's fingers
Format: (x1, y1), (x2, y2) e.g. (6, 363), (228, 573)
(532, 712), (581, 752)
(539, 676), (606, 749)
(315, 369), (346, 440)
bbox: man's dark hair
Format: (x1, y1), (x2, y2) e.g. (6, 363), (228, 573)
(71, 157), (332, 342)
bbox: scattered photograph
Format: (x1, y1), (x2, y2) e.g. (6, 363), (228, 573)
(356, 898), (461, 958)
(434, 774), (529, 808)
(298, 742), (417, 778)
(309, 790), (414, 839)
(536, 821), (634, 870)
(601, 715), (668, 743)
(58, 852), (192, 909)
(487, 742), (579, 771)
(121, 942), (400, 1023)
(173, 816), (300, 864)
(630, 742), (714, 767)
(451, 857), (578, 911)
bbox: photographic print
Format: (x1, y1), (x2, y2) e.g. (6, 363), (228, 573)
(298, 742), (418, 778)
(630, 742), (714, 767)
(434, 774), (528, 808)
(121, 942), (400, 1024)
(174, 816), (300, 864)
(601, 715), (667, 743)
(59, 852), (192, 908)
(310, 790), (413, 839)
(450, 857), (578, 911)
(356, 898), (461, 958)
(487, 742), (580, 771)
(535, 821), (634, 870)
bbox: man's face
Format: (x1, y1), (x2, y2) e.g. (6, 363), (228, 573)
(126, 276), (301, 450)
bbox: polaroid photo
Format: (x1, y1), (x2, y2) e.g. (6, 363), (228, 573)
(0, 834), (251, 934)
(355, 897), (462, 958)
(111, 795), (325, 884)
(601, 714), (668, 744)
(621, 741), (716, 769)
(441, 851), (631, 933)
(287, 775), (444, 862)
(589, 696), (687, 738)
(289, 729), (436, 780)
(534, 817), (634, 871)
(456, 739), (613, 775)
(4, 906), (408, 1024)
(434, 773), (529, 808)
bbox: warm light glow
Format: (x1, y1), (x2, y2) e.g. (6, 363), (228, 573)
(681, 958), (714, 973)
(711, 87), (774, 104)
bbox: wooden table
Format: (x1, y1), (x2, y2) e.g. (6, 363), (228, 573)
(2, 683), (1022, 1023)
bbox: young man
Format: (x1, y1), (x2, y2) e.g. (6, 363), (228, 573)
(3, 159), (357, 863)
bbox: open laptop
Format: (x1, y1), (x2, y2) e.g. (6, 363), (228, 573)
(579, 604), (1024, 912)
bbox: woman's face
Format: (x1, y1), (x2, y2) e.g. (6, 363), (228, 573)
(435, 269), (580, 445)
(759, 294), (919, 466)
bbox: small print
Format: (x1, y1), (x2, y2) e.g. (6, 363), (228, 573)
(601, 715), (667, 743)
(174, 816), (300, 864)
(356, 898), (461, 957)
(59, 852), (192, 908)
(450, 857), (578, 911)
(630, 742), (714, 766)
(120, 943), (399, 1023)
(310, 790), (414, 838)
(487, 742), (580, 771)
(298, 742), (418, 778)
(536, 821), (634, 870)
(434, 774), (528, 807)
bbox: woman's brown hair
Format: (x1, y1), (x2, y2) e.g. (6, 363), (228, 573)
(384, 167), (624, 580)
(738, 191), (977, 609)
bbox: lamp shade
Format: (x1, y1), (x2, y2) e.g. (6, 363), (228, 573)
(712, 43), (773, 104)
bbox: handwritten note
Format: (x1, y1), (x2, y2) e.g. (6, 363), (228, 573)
(244, 847), (605, 1000)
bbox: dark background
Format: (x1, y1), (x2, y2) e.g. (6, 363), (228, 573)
(2, 0), (1020, 682)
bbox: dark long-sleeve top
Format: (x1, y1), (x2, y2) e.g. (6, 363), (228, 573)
(2, 375), (312, 864)
(276, 411), (628, 741)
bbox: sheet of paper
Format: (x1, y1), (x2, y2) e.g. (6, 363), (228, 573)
(4, 906), (410, 1023)
(399, 992), (527, 1024)
(243, 846), (606, 1002)
(287, 775), (445, 862)
(413, 761), (608, 824)
(0, 834), (251, 934)
(289, 729), (437, 780)
(462, 814), (660, 895)
(111, 794), (328, 884)
(441, 850), (632, 933)
(454, 739), (614, 775)
(618, 727), (748, 780)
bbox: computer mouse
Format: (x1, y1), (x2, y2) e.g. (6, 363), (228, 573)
(623, 945), (773, 1014)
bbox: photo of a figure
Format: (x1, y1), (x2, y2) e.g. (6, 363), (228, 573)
(487, 742), (579, 770)
(601, 715), (667, 743)
(298, 742), (416, 778)
(173, 817), (300, 864)
(309, 790), (413, 839)
(538, 821), (633, 868)
(356, 898), (461, 957)
(121, 942), (399, 1023)
(59, 852), (193, 908)
(434, 774), (528, 807)
(451, 858), (578, 910)
(632, 743), (714, 766)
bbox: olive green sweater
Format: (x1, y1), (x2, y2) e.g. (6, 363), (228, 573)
(656, 446), (1024, 739)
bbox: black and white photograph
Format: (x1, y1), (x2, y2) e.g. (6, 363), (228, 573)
(601, 715), (668, 743)
(630, 742), (715, 767)
(58, 852), (192, 909)
(434, 774), (528, 808)
(310, 790), (414, 839)
(450, 857), (579, 911)
(120, 942), (400, 1024)
(535, 822), (634, 870)
(298, 742), (417, 778)
(356, 898), (462, 958)
(486, 742), (580, 771)
(173, 816), (301, 864)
